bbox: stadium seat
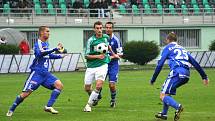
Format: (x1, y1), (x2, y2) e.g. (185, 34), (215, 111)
(155, 0), (161, 5)
(119, 4), (126, 14)
(204, 4), (212, 14)
(203, 0), (208, 5)
(142, 0), (148, 6)
(60, 3), (67, 15)
(191, 0), (197, 5)
(193, 4), (200, 15)
(169, 4), (176, 15)
(59, 0), (65, 5)
(3, 3), (10, 14)
(132, 5), (139, 15)
(33, 0), (40, 4)
(181, 4), (188, 15)
(46, 0), (53, 4)
(84, 0), (89, 8)
(47, 4), (56, 15)
(34, 4), (43, 15)
(144, 4), (151, 14)
(157, 4), (163, 14)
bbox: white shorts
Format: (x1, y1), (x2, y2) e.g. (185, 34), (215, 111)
(84, 64), (108, 85)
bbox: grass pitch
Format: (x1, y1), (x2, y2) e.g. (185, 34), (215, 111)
(0, 69), (214, 121)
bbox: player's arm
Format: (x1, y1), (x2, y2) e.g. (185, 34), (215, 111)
(150, 48), (169, 84)
(34, 47), (58, 57)
(188, 54), (209, 85)
(49, 54), (64, 59)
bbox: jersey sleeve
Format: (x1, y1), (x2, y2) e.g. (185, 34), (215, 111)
(34, 44), (58, 58)
(116, 37), (123, 55)
(188, 54), (208, 80)
(49, 54), (62, 59)
(151, 47), (169, 83)
(84, 38), (92, 57)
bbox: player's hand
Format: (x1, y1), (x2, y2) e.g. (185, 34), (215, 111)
(113, 54), (120, 59)
(203, 79), (209, 86)
(57, 43), (63, 50)
(97, 54), (105, 59)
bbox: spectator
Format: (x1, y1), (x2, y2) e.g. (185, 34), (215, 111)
(0, 36), (8, 45)
(101, 0), (108, 17)
(88, 0), (97, 17)
(19, 40), (30, 54)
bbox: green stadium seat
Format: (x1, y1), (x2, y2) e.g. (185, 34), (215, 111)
(155, 0), (161, 5)
(34, 4), (42, 15)
(193, 4), (200, 15)
(47, 4), (56, 15)
(181, 4), (188, 15)
(142, 0), (148, 6)
(119, 4), (126, 14)
(33, 0), (40, 4)
(144, 4), (151, 14)
(157, 4), (163, 14)
(203, 0), (208, 5)
(84, 0), (89, 8)
(59, 0), (65, 5)
(132, 5), (139, 15)
(3, 4), (10, 14)
(204, 4), (212, 14)
(60, 3), (67, 15)
(46, 0), (52, 4)
(191, 0), (197, 5)
(169, 4), (176, 15)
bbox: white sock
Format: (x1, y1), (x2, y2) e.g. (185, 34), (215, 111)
(87, 90), (99, 105)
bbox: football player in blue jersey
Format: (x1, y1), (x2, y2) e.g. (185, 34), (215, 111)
(6, 26), (66, 117)
(105, 22), (123, 108)
(150, 32), (209, 121)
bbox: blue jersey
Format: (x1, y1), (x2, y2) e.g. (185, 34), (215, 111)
(30, 39), (62, 72)
(151, 42), (207, 82)
(108, 34), (123, 64)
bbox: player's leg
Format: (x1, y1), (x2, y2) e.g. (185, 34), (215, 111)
(108, 64), (119, 108)
(84, 64), (108, 112)
(83, 68), (95, 112)
(42, 73), (63, 114)
(7, 71), (41, 117)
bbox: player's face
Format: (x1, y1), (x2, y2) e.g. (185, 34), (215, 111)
(164, 38), (171, 45)
(94, 24), (103, 37)
(105, 24), (113, 36)
(41, 27), (50, 41)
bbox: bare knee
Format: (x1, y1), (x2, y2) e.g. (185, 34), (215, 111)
(95, 80), (103, 91)
(85, 85), (92, 93)
(20, 91), (32, 99)
(54, 80), (63, 90)
(109, 83), (116, 91)
(160, 93), (168, 101)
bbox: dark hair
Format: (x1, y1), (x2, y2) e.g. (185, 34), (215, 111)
(94, 21), (103, 28)
(38, 26), (48, 36)
(167, 32), (177, 42)
(105, 21), (114, 28)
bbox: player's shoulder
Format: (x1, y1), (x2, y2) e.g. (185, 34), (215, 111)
(103, 34), (109, 39)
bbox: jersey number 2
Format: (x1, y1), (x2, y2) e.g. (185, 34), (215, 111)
(174, 49), (188, 60)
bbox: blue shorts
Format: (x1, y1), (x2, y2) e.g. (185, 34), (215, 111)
(22, 70), (58, 92)
(107, 63), (119, 83)
(161, 69), (189, 95)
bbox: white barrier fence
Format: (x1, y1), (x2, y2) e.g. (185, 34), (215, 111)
(0, 53), (83, 73)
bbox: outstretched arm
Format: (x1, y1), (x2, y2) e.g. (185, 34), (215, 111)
(188, 54), (209, 86)
(150, 48), (169, 84)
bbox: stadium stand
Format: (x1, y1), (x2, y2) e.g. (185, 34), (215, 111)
(0, 0), (215, 16)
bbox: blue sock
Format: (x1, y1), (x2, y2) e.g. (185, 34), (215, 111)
(10, 95), (24, 112)
(162, 102), (169, 115)
(47, 89), (61, 107)
(110, 90), (116, 101)
(163, 96), (179, 110)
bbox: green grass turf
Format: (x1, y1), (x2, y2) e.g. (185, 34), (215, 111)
(0, 69), (214, 121)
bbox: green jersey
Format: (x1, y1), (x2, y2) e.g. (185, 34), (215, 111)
(85, 34), (111, 68)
